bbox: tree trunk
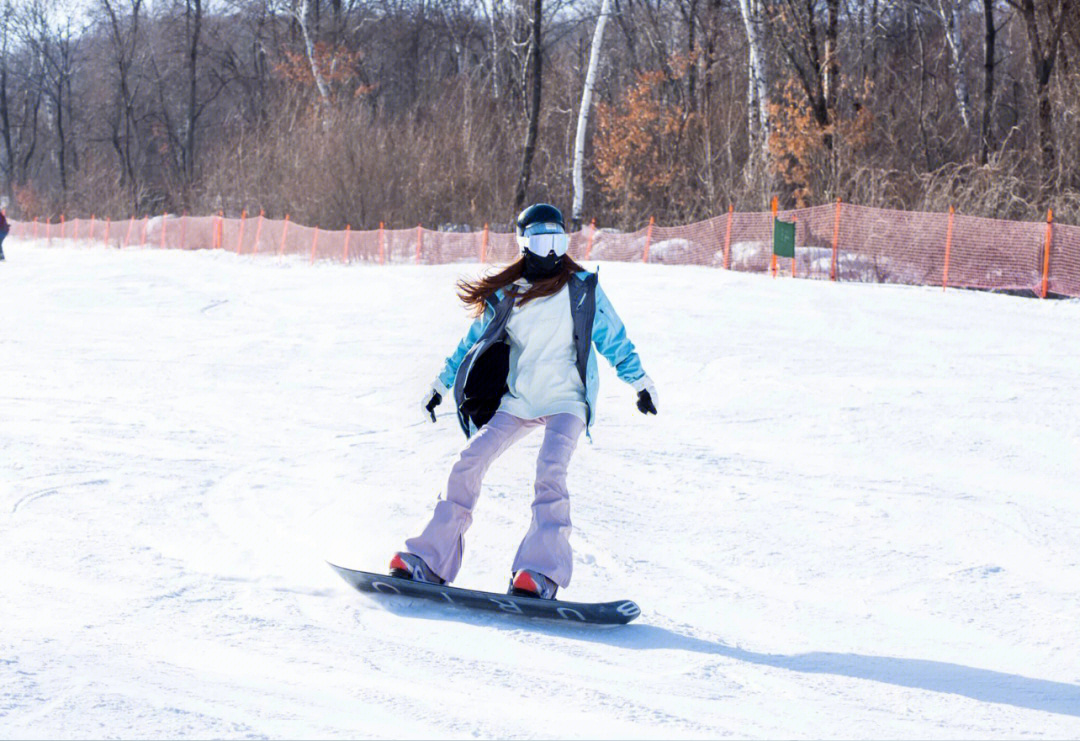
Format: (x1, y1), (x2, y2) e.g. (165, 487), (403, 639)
(514, 0), (542, 210)
(0, 14), (15, 211)
(685, 0), (698, 107)
(938, 0), (973, 132)
(55, 71), (66, 200)
(184, 0), (202, 198)
(571, 0), (611, 228)
(101, 0), (143, 209)
(737, 0), (770, 163)
(298, 0), (330, 102)
(1017, 0), (1066, 180)
(824, 0), (840, 113)
(488, 0), (502, 99)
(980, 0), (996, 164)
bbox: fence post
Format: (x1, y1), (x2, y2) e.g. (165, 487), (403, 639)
(73, 217), (79, 241)
(123, 216), (134, 248)
(942, 205), (955, 291)
(33, 217), (39, 239)
(481, 223), (489, 263)
(253, 210), (265, 254)
(310, 225), (320, 264)
(642, 216), (655, 263)
(415, 224), (422, 264)
(792, 215), (798, 278)
(161, 212), (168, 249)
(61, 214), (66, 239)
(378, 221), (386, 265)
(105, 218), (111, 247)
(343, 224), (352, 263)
(235, 210), (247, 253)
(831, 198), (842, 281)
(279, 214), (290, 256)
(723, 204), (734, 270)
(1041, 208), (1053, 299)
(91, 214), (97, 242)
(770, 196), (778, 278)
(586, 219), (596, 260)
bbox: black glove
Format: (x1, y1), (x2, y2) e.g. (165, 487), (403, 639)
(423, 389), (443, 422)
(636, 389), (657, 415)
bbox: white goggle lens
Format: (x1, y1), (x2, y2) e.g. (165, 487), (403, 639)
(524, 232), (569, 257)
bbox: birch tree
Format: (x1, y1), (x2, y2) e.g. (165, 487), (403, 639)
(285, 0), (330, 102)
(736, 0), (769, 164)
(936, 0), (973, 132)
(570, 0), (610, 228)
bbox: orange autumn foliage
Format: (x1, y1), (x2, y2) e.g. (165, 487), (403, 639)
(594, 60), (698, 223)
(274, 43), (378, 100)
(768, 77), (873, 206)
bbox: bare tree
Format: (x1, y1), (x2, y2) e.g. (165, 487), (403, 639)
(31, 9), (80, 204)
(980, 0), (997, 164)
(514, 0), (542, 209)
(184, 0), (202, 192)
(571, 0), (610, 228)
(280, 0), (330, 102)
(1009, 0), (1066, 180)
(770, 0), (835, 134)
(737, 0), (770, 165)
(0, 0), (16, 209)
(101, 0), (144, 208)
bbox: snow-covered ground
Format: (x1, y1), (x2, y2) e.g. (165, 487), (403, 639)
(2, 238), (1079, 739)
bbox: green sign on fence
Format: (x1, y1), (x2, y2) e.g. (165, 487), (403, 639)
(773, 218), (795, 258)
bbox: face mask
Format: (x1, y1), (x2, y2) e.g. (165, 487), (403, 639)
(522, 249), (564, 281)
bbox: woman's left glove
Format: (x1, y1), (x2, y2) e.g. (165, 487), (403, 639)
(421, 383), (447, 423)
(633, 376), (658, 415)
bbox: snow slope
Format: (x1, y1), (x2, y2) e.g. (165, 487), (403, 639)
(2, 238), (1079, 739)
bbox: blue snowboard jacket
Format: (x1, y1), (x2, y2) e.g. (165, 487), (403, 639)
(437, 270), (646, 439)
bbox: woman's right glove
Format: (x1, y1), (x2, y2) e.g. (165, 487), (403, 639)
(633, 376), (658, 415)
(421, 386), (444, 423)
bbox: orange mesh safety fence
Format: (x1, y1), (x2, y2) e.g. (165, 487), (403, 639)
(1052, 222), (1080, 298)
(9, 204), (1079, 297)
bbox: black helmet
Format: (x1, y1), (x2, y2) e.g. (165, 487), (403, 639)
(516, 203), (565, 236)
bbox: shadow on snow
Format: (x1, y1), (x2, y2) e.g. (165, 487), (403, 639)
(367, 594), (1080, 719)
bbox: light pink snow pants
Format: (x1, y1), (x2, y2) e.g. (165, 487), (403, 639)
(405, 411), (585, 587)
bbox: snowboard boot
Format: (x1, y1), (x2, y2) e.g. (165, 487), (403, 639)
(389, 552), (445, 585)
(509, 569), (558, 600)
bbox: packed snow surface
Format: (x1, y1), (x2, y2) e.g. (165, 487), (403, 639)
(2, 238), (1080, 739)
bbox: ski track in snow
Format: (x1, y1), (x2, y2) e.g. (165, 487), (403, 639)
(2, 239), (1080, 738)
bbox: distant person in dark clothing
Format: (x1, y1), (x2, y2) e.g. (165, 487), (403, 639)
(0, 209), (8, 261)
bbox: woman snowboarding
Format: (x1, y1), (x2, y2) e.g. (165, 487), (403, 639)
(391, 203), (657, 599)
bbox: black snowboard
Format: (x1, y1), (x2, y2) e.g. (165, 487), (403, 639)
(328, 563), (640, 625)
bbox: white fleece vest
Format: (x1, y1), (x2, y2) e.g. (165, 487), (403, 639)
(498, 283), (587, 423)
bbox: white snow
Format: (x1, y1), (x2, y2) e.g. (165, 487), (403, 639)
(2, 238), (1079, 739)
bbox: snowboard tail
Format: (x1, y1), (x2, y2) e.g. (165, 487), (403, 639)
(328, 563), (640, 625)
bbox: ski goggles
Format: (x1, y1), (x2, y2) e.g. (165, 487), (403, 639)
(519, 222), (569, 257)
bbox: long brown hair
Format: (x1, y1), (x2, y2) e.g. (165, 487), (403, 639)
(457, 255), (587, 318)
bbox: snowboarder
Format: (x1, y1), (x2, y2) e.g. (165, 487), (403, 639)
(391, 203), (657, 600)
